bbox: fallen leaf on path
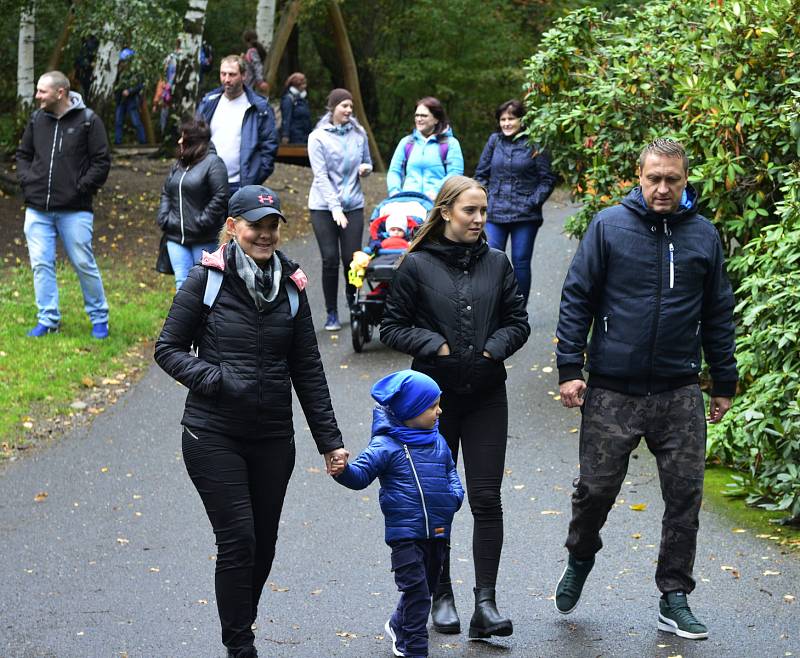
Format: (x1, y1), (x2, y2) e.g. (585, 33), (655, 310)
(34, 491), (48, 502)
(116, 537), (129, 545)
(513, 484), (525, 490)
(197, 599), (208, 605)
(100, 467), (109, 473)
(731, 527), (747, 533)
(270, 582), (289, 592)
(631, 533), (642, 539)
(542, 366), (553, 373)
(784, 595), (795, 603)
(81, 377), (94, 387)
(541, 510), (561, 515)
(311, 589), (322, 595)
(569, 428), (579, 433)
(339, 364), (348, 369)
(629, 503), (647, 511)
(763, 570), (781, 576)
(306, 466), (321, 474)
(335, 631), (357, 638)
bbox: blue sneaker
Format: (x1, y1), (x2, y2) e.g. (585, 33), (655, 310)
(324, 311), (341, 331)
(91, 322), (109, 339)
(27, 323), (59, 337)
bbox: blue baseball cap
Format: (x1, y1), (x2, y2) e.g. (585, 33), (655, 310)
(228, 185), (286, 223)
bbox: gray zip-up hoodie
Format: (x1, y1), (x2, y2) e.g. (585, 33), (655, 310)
(307, 113), (372, 212)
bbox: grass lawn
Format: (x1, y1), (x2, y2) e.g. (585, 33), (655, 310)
(0, 260), (174, 451)
(704, 464), (800, 551)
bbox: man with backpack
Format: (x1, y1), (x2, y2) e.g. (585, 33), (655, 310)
(16, 70), (111, 339)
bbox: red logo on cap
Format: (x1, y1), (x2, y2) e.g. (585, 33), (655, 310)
(258, 194), (273, 204)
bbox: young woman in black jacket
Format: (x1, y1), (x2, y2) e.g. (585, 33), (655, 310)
(380, 175), (530, 639)
(155, 185), (348, 658)
(157, 117), (228, 288)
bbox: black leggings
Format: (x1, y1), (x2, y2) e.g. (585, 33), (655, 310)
(181, 427), (296, 650)
(437, 385), (508, 590)
(310, 208), (364, 313)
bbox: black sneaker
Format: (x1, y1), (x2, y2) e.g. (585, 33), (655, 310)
(554, 554), (595, 614)
(658, 591), (708, 640)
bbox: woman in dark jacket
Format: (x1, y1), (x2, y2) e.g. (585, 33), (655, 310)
(380, 175), (530, 640)
(154, 185), (348, 658)
(475, 99), (557, 304)
(280, 72), (312, 144)
(157, 117), (228, 288)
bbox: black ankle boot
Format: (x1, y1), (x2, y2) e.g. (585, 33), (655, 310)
(431, 582), (461, 634)
(227, 646), (257, 658)
(468, 587), (513, 639)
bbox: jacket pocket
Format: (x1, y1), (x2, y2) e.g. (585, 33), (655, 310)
(390, 542), (426, 590)
(472, 353), (507, 391)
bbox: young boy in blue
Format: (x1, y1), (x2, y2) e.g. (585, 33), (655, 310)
(334, 370), (464, 658)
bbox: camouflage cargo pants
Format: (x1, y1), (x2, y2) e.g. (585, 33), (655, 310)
(565, 384), (706, 594)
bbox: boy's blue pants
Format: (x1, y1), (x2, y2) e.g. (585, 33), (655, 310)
(388, 538), (447, 658)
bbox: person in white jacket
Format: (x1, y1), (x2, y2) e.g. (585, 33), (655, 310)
(307, 88), (372, 331)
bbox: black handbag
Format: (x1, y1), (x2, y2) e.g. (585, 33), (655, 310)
(155, 234), (174, 275)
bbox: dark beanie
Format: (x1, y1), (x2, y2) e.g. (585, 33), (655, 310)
(326, 88), (353, 110)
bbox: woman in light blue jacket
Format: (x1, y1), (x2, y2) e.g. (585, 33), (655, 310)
(308, 88), (372, 331)
(386, 97), (464, 201)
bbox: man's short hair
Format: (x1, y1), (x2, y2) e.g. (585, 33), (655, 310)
(41, 70), (71, 93)
(639, 138), (689, 172)
(220, 55), (245, 74)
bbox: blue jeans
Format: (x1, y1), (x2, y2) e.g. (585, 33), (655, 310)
(484, 221), (541, 304)
(114, 97), (146, 145)
(24, 208), (109, 327)
(167, 239), (217, 289)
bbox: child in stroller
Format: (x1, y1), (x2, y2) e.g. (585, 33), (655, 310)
(347, 191), (432, 352)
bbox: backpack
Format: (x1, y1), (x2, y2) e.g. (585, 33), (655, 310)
(401, 134), (449, 178)
(192, 268), (301, 353)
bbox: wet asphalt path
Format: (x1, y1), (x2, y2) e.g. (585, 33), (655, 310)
(1, 201), (798, 657)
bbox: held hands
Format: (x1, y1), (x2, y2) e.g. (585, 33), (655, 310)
(325, 448), (349, 476)
(281, 136), (289, 144)
(332, 209), (349, 229)
(358, 164), (371, 178)
(559, 379), (587, 408)
(437, 343), (451, 356)
(707, 396), (732, 424)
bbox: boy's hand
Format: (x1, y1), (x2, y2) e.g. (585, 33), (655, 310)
(325, 448), (349, 476)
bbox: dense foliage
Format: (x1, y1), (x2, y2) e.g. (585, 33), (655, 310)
(522, 0), (800, 519)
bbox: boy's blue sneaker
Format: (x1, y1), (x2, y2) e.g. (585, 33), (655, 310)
(324, 311), (341, 331)
(384, 618), (404, 657)
(91, 322), (109, 339)
(27, 323), (59, 337)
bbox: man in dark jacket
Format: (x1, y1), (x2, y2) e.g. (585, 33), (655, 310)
(553, 138), (737, 640)
(17, 70), (111, 338)
(197, 55), (278, 196)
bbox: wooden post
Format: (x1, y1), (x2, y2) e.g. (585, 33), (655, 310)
(327, 1), (385, 172)
(264, 0), (302, 95)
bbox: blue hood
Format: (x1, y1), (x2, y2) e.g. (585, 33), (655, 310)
(371, 406), (438, 446)
(621, 184), (698, 224)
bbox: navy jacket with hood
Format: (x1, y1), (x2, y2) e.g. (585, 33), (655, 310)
(474, 132), (557, 224)
(336, 406), (464, 544)
(16, 92), (110, 212)
(196, 85), (279, 185)
(556, 185), (737, 397)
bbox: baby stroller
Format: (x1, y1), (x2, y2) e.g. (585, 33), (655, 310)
(348, 191), (433, 352)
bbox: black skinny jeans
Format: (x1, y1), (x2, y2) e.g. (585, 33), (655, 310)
(437, 384), (508, 590)
(182, 427), (296, 650)
(310, 208), (364, 314)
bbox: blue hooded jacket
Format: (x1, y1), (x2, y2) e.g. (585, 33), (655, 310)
(386, 127), (464, 199)
(197, 85), (278, 186)
(336, 406), (464, 544)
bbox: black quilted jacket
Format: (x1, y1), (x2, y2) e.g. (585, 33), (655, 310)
(380, 238), (530, 394)
(154, 246), (343, 451)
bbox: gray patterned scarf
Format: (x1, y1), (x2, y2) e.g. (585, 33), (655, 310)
(231, 239), (281, 311)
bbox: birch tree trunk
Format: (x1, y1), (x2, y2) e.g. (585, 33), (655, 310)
(173, 0), (209, 120)
(90, 24), (119, 117)
(17, 3), (36, 118)
(256, 0), (277, 51)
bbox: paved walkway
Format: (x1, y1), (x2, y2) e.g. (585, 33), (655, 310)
(1, 202), (797, 657)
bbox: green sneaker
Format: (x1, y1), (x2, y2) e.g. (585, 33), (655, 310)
(657, 591), (708, 640)
(554, 555), (595, 614)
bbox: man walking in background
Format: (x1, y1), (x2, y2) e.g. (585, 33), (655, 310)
(553, 138), (737, 639)
(197, 55), (278, 196)
(17, 70), (111, 339)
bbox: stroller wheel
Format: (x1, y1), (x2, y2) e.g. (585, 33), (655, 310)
(351, 315), (365, 353)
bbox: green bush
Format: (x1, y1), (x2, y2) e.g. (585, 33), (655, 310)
(521, 0), (800, 519)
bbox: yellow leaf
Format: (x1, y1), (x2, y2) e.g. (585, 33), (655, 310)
(34, 491), (48, 502)
(569, 428), (579, 433)
(631, 533), (642, 539)
(116, 537), (129, 545)
(731, 528), (747, 533)
(629, 503), (647, 511)
(763, 570), (781, 576)
(513, 484), (525, 490)
(335, 631), (358, 638)
(197, 599), (208, 605)
(542, 366), (553, 373)
(310, 589), (323, 595)
(541, 510), (561, 515)
(100, 467), (109, 473)
(81, 376), (94, 388)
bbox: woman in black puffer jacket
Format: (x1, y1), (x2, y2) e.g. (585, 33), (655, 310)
(380, 175), (530, 640)
(155, 185), (348, 658)
(157, 117), (228, 288)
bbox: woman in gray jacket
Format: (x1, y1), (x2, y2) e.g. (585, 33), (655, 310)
(157, 117), (229, 288)
(307, 88), (372, 331)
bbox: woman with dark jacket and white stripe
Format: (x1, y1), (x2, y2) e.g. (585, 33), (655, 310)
(157, 117), (228, 288)
(380, 175), (530, 640)
(155, 185), (348, 658)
